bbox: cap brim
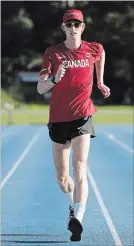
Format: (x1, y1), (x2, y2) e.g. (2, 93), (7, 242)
(64, 19), (82, 23)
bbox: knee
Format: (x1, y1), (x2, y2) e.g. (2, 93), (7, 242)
(73, 161), (87, 183)
(57, 176), (74, 193)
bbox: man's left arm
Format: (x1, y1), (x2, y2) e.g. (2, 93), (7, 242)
(95, 49), (110, 98)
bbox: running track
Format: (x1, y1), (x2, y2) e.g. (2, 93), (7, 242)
(1, 125), (133, 246)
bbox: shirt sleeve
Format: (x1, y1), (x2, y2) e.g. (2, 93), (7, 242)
(39, 48), (53, 76)
(91, 43), (103, 61)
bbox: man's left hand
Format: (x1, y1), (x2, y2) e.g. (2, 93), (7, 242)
(98, 82), (110, 98)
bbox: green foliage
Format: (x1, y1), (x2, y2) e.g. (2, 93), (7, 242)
(1, 1), (134, 105)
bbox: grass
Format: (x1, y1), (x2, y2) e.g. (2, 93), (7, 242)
(1, 107), (133, 125)
(93, 112), (133, 124)
(1, 90), (133, 125)
(1, 112), (48, 125)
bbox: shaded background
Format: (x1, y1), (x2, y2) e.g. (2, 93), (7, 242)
(1, 1), (134, 125)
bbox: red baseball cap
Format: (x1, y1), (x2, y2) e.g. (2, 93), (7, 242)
(63, 9), (84, 23)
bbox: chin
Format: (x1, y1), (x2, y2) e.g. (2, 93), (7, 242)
(70, 35), (77, 40)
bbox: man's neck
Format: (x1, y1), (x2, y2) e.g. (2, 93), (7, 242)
(64, 39), (82, 50)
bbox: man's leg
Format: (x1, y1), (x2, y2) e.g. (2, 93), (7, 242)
(51, 141), (74, 202)
(68, 134), (90, 241)
(72, 134), (90, 209)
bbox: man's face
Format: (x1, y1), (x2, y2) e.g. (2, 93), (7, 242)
(62, 20), (85, 40)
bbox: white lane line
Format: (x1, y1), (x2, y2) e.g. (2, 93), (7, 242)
(107, 133), (134, 155)
(87, 167), (123, 246)
(1, 131), (40, 190)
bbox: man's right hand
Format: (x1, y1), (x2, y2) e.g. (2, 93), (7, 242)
(55, 64), (66, 83)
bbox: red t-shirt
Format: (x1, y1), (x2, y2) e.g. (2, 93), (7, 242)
(40, 41), (103, 122)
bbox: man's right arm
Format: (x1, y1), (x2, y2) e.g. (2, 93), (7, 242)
(37, 64), (66, 94)
(37, 48), (56, 95)
(37, 74), (55, 95)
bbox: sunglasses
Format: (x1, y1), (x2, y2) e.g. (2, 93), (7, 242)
(65, 22), (82, 28)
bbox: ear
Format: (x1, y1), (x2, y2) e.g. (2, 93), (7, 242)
(81, 23), (85, 34)
(61, 24), (66, 33)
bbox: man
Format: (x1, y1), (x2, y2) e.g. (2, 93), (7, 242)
(37, 9), (110, 242)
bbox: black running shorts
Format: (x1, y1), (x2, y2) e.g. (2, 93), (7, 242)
(47, 116), (95, 144)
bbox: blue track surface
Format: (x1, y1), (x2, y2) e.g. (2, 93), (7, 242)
(1, 125), (133, 246)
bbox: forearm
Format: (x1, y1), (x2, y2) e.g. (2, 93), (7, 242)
(95, 50), (105, 85)
(37, 64), (65, 94)
(37, 77), (55, 95)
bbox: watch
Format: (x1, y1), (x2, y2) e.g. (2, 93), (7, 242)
(51, 75), (57, 85)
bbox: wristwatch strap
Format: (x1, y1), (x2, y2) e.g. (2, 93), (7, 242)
(51, 75), (57, 85)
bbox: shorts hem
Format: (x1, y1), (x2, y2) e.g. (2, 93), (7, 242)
(70, 132), (96, 141)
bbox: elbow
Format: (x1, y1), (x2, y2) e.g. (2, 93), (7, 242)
(101, 50), (105, 60)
